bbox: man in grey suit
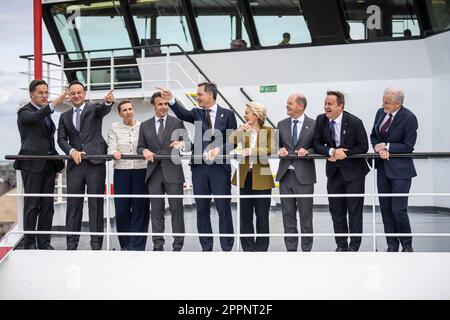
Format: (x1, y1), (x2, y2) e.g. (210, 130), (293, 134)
(277, 93), (316, 252)
(58, 81), (114, 250)
(137, 92), (188, 251)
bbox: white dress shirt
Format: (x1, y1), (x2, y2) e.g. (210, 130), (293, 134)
(155, 114), (168, 132)
(72, 103), (85, 129)
(379, 109), (399, 151)
(288, 114), (305, 169)
(107, 120), (147, 170)
(329, 112), (343, 156)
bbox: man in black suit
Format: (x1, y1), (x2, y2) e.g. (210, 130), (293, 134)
(313, 91), (369, 251)
(158, 83), (237, 251)
(58, 81), (114, 250)
(137, 92), (188, 251)
(14, 80), (66, 249)
(370, 87), (418, 252)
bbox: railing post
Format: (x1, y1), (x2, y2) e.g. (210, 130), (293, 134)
(110, 50), (115, 91)
(372, 156), (377, 252)
(166, 47), (170, 89)
(106, 163), (111, 251)
(60, 54), (65, 90)
(87, 52), (91, 97)
(141, 48), (145, 98)
(236, 156), (241, 252)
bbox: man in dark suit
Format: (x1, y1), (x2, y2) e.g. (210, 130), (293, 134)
(277, 93), (316, 252)
(57, 81), (114, 250)
(158, 83), (237, 251)
(14, 80), (66, 249)
(370, 87), (418, 252)
(137, 92), (188, 251)
(313, 91), (369, 252)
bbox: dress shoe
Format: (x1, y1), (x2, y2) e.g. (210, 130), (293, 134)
(402, 246), (413, 252)
(173, 248), (182, 252)
(40, 245), (55, 250)
(24, 244), (37, 250)
(386, 248), (398, 252)
(335, 247), (348, 252)
(349, 247), (359, 252)
(153, 247), (164, 251)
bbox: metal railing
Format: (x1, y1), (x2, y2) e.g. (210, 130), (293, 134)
(19, 44), (246, 123)
(3, 152), (450, 252)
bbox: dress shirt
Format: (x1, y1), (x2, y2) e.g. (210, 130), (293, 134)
(379, 109), (400, 151)
(107, 120), (147, 169)
(288, 114), (305, 169)
(329, 112), (343, 156)
(248, 129), (258, 169)
(155, 114), (168, 132)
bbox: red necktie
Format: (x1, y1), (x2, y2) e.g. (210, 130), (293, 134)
(380, 113), (392, 139)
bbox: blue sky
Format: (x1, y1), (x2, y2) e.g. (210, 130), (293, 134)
(0, 0), (54, 159)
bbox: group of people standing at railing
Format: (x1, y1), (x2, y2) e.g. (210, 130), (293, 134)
(13, 79), (418, 253)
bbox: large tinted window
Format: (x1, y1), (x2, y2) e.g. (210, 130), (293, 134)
(342, 0), (421, 41)
(250, 0), (311, 47)
(130, 0), (194, 54)
(191, 0), (250, 51)
(424, 0), (450, 34)
(50, 1), (133, 60)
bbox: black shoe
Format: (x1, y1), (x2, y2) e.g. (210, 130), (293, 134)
(402, 246), (413, 252)
(387, 247), (399, 252)
(67, 246), (77, 251)
(120, 247), (128, 251)
(40, 245), (54, 250)
(153, 247), (164, 251)
(349, 247), (358, 252)
(173, 248), (182, 252)
(24, 245), (37, 250)
(335, 247), (348, 252)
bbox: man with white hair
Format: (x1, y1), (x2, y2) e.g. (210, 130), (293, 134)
(370, 87), (418, 252)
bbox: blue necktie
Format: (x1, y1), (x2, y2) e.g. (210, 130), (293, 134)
(329, 120), (336, 147)
(75, 108), (81, 132)
(292, 120), (299, 146)
(44, 116), (52, 131)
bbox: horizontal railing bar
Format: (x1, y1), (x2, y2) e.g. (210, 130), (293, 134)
(6, 230), (450, 238)
(6, 193), (450, 199)
(6, 152), (450, 161)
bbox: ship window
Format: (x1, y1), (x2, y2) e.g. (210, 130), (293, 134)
(130, 0), (194, 55)
(424, 0), (450, 33)
(249, 0), (311, 47)
(342, 0), (421, 40)
(50, 1), (133, 60)
(191, 0), (250, 50)
(76, 66), (141, 90)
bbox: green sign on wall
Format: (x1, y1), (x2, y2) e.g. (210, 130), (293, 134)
(260, 85), (277, 93)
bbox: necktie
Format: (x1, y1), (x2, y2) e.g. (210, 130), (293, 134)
(292, 120), (299, 146)
(380, 113), (393, 139)
(157, 118), (165, 141)
(204, 109), (212, 129)
(44, 116), (52, 131)
(74, 108), (81, 132)
(329, 120), (337, 147)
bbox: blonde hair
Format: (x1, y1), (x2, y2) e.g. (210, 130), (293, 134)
(245, 102), (267, 126)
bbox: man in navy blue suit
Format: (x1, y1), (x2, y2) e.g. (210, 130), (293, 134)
(157, 83), (237, 251)
(370, 87), (418, 252)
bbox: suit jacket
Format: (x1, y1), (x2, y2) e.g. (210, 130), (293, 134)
(276, 115), (317, 184)
(169, 100), (237, 172)
(370, 106), (418, 179)
(57, 102), (112, 170)
(229, 126), (275, 190)
(313, 111), (370, 181)
(137, 115), (187, 184)
(14, 103), (64, 173)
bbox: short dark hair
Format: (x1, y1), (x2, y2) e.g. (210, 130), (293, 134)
(68, 80), (86, 91)
(150, 91), (162, 105)
(198, 82), (218, 100)
(117, 99), (132, 112)
(283, 32), (290, 38)
(29, 80), (48, 93)
(327, 90), (345, 107)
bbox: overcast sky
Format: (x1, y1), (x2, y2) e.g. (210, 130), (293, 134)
(0, 0), (55, 159)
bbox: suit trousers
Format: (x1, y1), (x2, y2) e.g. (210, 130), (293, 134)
(148, 165), (185, 251)
(280, 170), (314, 252)
(239, 172), (271, 252)
(327, 169), (365, 251)
(66, 161), (106, 250)
(377, 162), (412, 251)
(114, 169), (149, 251)
(21, 164), (57, 249)
(191, 164), (234, 251)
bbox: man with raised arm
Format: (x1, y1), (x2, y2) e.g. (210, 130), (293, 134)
(58, 81), (114, 250)
(158, 84), (237, 251)
(14, 80), (67, 249)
